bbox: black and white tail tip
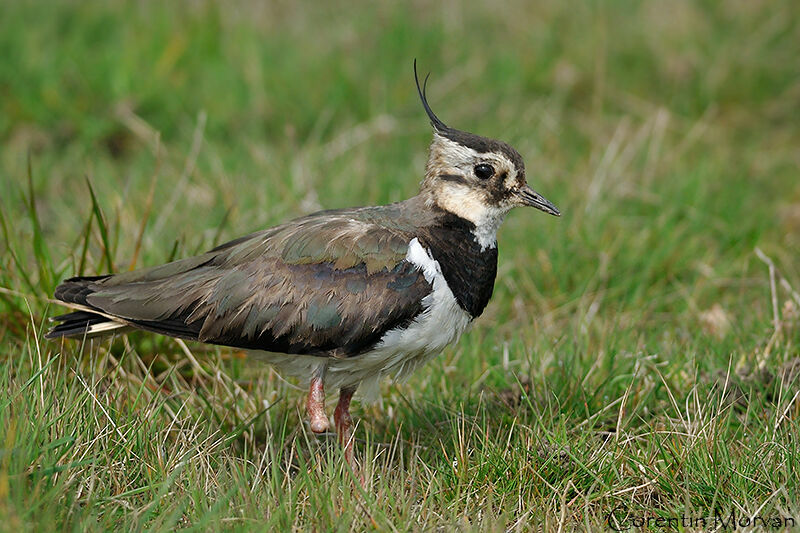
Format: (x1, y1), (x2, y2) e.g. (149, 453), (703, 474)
(46, 276), (128, 340)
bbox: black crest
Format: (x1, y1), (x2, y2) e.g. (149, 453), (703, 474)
(413, 60), (525, 172)
(414, 59), (449, 133)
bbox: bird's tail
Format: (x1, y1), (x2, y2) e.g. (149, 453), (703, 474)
(46, 310), (128, 339)
(46, 276), (128, 339)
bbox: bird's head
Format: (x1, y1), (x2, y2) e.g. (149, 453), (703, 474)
(415, 62), (560, 234)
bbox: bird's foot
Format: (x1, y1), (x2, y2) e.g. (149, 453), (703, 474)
(334, 386), (357, 470)
(306, 376), (329, 433)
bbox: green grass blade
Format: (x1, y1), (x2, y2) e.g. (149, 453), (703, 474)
(84, 176), (115, 273)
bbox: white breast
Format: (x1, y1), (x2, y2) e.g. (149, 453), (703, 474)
(257, 238), (473, 401)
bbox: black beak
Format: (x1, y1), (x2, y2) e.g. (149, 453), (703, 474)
(518, 185), (560, 216)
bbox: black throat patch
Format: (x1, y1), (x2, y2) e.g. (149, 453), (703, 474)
(416, 211), (498, 318)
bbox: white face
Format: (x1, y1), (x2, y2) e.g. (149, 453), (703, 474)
(425, 134), (527, 225)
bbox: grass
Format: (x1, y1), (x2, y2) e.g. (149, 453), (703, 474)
(1, 0), (799, 530)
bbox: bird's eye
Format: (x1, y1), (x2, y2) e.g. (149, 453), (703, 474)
(474, 163), (494, 180)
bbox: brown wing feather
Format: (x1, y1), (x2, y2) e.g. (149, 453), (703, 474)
(49, 204), (433, 357)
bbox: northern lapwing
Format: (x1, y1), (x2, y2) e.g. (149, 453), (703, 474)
(46, 62), (560, 469)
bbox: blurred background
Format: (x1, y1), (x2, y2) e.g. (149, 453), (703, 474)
(1, 0), (799, 529)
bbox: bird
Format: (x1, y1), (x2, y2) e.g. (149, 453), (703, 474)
(46, 61), (560, 469)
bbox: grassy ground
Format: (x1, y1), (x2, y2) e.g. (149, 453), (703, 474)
(1, 0), (799, 530)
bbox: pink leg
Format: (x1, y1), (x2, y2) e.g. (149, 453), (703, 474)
(334, 387), (357, 468)
(306, 376), (329, 434)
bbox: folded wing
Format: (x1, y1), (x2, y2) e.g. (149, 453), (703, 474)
(48, 207), (431, 357)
